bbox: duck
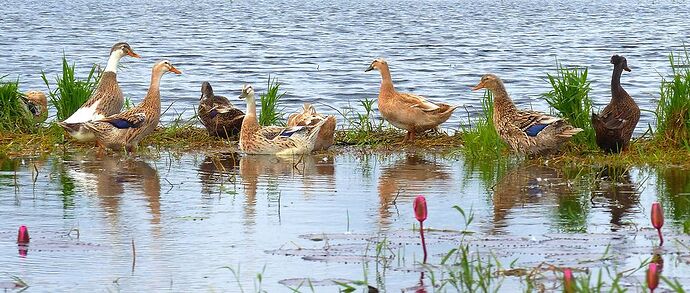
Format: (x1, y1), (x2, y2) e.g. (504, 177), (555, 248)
(472, 74), (583, 155)
(365, 58), (459, 142)
(21, 90), (48, 123)
(58, 42), (140, 141)
(238, 84), (326, 155)
(198, 81), (245, 138)
(592, 55), (640, 153)
(286, 103), (337, 151)
(83, 60), (182, 152)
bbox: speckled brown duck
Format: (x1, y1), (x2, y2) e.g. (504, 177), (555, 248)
(592, 55), (640, 153)
(365, 58), (459, 142)
(58, 42), (140, 142)
(286, 103), (336, 151)
(198, 81), (245, 138)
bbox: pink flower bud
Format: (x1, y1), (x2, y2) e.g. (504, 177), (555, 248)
(651, 202), (664, 230)
(647, 263), (659, 291)
(563, 268), (574, 293)
(413, 196), (427, 222)
(17, 225), (29, 244)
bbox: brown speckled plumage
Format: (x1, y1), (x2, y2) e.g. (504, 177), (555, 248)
(198, 81), (245, 138)
(592, 55), (640, 153)
(286, 103), (336, 151)
(22, 90), (48, 123)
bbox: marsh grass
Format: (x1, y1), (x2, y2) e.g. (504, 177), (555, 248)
(0, 76), (35, 133)
(459, 91), (507, 158)
(41, 56), (100, 121)
(333, 97), (403, 146)
(543, 61), (595, 148)
(656, 48), (690, 147)
(259, 76), (285, 126)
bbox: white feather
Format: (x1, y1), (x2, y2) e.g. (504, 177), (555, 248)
(64, 100), (101, 123)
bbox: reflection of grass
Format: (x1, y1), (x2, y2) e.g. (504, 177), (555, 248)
(656, 168), (690, 233)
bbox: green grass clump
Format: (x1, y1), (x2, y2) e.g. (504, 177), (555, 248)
(335, 97), (391, 145)
(41, 56), (100, 121)
(459, 91), (506, 158)
(0, 77), (35, 133)
(543, 60), (595, 148)
(258, 76), (285, 126)
(656, 49), (690, 147)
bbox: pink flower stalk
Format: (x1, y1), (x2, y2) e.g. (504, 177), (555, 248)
(17, 225), (29, 244)
(413, 195), (428, 263)
(647, 262), (659, 292)
(651, 202), (664, 246)
(563, 268), (574, 293)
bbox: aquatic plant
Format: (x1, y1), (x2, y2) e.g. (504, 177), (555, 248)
(41, 56), (100, 121)
(0, 77), (36, 133)
(335, 97), (393, 145)
(542, 60), (595, 148)
(459, 91), (507, 158)
(258, 76), (285, 126)
(647, 263), (659, 292)
(651, 202), (664, 246)
(413, 195), (428, 263)
(656, 49), (690, 147)
(563, 268), (575, 293)
(17, 225), (29, 244)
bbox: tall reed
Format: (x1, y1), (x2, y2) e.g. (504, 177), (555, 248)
(543, 61), (595, 148)
(41, 56), (100, 121)
(0, 77), (35, 133)
(258, 76), (285, 126)
(656, 48), (690, 146)
(460, 91), (506, 158)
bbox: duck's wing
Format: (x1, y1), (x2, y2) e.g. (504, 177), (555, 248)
(99, 111), (146, 129)
(398, 93), (441, 112)
(514, 110), (562, 137)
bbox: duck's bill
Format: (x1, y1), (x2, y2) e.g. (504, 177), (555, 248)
(471, 82), (485, 91)
(238, 95), (245, 100)
(170, 66), (182, 74)
(128, 51), (141, 58)
(624, 66), (631, 72)
(364, 64), (374, 72)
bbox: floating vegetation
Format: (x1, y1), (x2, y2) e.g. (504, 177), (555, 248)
(0, 76), (35, 133)
(543, 60), (595, 148)
(41, 56), (100, 121)
(656, 48), (690, 147)
(259, 76), (286, 126)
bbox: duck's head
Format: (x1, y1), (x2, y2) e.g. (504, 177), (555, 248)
(365, 58), (388, 72)
(472, 74), (502, 91)
(610, 55), (631, 72)
(238, 84), (255, 101)
(111, 42), (140, 59)
(154, 60), (182, 75)
(201, 81), (214, 100)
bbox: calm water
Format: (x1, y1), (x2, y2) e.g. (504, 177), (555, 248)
(1, 151), (690, 291)
(2, 0), (690, 133)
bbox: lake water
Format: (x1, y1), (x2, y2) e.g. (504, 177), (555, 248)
(2, 0), (690, 133)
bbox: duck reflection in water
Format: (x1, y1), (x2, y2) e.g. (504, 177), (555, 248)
(591, 166), (639, 230)
(66, 154), (161, 228)
(377, 154), (451, 227)
(198, 152), (241, 196)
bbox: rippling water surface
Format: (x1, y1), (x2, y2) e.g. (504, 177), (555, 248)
(2, 0), (690, 132)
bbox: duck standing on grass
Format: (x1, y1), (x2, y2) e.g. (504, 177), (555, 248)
(472, 74), (583, 155)
(58, 42), (140, 141)
(365, 58), (459, 142)
(198, 81), (245, 138)
(83, 60), (181, 152)
(286, 103), (336, 151)
(592, 55), (639, 153)
(238, 84), (326, 155)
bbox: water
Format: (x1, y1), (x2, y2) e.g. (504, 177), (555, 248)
(2, 0), (690, 133)
(2, 152), (690, 291)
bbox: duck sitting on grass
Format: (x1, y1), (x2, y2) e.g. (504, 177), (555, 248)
(198, 81), (245, 139)
(58, 42), (140, 142)
(21, 90), (48, 123)
(286, 103), (336, 151)
(238, 84), (326, 155)
(83, 60), (181, 152)
(365, 58), (459, 142)
(472, 74), (583, 156)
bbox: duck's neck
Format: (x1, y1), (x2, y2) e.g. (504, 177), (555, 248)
(611, 64), (628, 99)
(242, 95), (260, 130)
(104, 50), (125, 73)
(142, 69), (163, 111)
(378, 65), (396, 96)
(490, 82), (517, 114)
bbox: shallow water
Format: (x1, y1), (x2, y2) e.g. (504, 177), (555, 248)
(2, 151), (690, 291)
(2, 0), (690, 133)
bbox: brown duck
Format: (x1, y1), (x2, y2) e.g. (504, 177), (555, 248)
(286, 103), (336, 151)
(592, 55), (640, 153)
(198, 81), (245, 138)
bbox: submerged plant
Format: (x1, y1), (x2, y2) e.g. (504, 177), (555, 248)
(543, 60), (595, 148)
(460, 91), (507, 158)
(41, 56), (100, 121)
(0, 77), (35, 133)
(258, 76), (285, 126)
(656, 48), (690, 146)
